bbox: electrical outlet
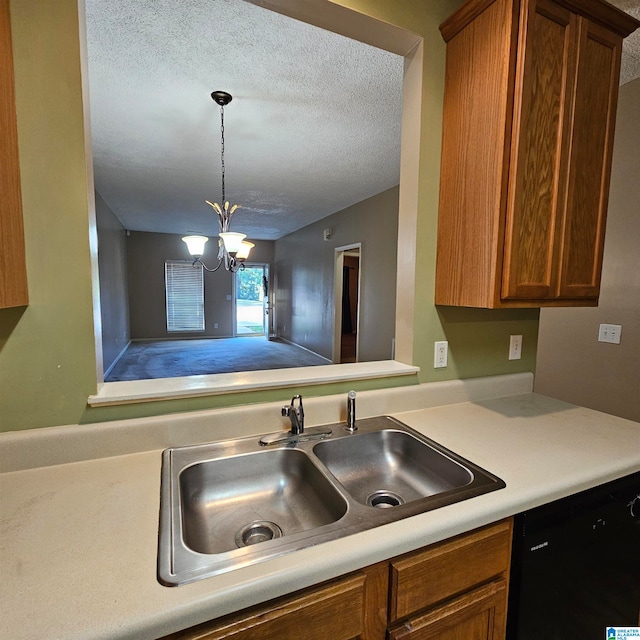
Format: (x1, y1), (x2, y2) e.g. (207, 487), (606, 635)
(509, 335), (523, 360)
(434, 341), (448, 368)
(598, 324), (622, 344)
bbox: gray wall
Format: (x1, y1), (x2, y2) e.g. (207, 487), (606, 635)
(96, 192), (129, 372)
(274, 186), (398, 362)
(534, 78), (640, 422)
(126, 232), (274, 339)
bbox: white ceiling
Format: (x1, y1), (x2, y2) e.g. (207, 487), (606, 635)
(85, 0), (639, 241)
(85, 0), (403, 240)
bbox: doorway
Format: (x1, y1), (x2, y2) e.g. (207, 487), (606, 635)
(235, 264), (268, 336)
(333, 245), (361, 363)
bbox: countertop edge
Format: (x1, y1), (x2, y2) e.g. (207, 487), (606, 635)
(3, 376), (640, 640)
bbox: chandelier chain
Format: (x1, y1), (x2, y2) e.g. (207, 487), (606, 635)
(183, 91), (251, 273)
(219, 104), (226, 205)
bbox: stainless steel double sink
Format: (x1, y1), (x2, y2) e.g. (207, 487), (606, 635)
(157, 416), (505, 586)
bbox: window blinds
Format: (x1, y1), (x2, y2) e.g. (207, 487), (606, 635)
(165, 261), (204, 332)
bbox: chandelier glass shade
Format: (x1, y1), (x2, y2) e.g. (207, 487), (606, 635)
(181, 235), (208, 257)
(218, 231), (246, 254)
(182, 91), (253, 273)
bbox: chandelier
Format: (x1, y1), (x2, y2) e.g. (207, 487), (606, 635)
(182, 91), (254, 272)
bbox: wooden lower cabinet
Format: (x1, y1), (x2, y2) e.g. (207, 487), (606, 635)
(163, 563), (388, 640)
(388, 579), (507, 640)
(388, 519), (512, 640)
(162, 519), (512, 640)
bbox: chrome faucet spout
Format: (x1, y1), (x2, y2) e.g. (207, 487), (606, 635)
(260, 394), (330, 446)
(282, 394), (304, 435)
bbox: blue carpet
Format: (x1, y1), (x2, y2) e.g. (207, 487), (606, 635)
(106, 337), (329, 381)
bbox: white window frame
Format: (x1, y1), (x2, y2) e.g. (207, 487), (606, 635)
(165, 260), (205, 332)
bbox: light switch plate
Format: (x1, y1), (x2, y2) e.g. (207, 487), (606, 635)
(598, 324), (622, 344)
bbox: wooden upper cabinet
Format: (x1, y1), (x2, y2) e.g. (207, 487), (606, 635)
(0, 0), (28, 309)
(557, 18), (622, 299)
(502, 0), (575, 302)
(435, 0), (639, 308)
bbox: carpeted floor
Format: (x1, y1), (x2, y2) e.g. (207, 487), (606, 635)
(105, 337), (330, 382)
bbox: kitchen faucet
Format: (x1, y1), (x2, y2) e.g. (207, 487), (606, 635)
(259, 394), (332, 445)
(282, 395), (304, 435)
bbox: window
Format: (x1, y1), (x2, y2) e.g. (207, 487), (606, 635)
(165, 260), (204, 332)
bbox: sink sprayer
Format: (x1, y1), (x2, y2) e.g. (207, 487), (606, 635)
(346, 390), (357, 432)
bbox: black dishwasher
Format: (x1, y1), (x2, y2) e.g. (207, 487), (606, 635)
(507, 471), (640, 640)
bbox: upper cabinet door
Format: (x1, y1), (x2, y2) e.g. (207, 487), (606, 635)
(435, 0), (638, 309)
(557, 18), (622, 299)
(501, 0), (576, 301)
(435, 0), (517, 309)
(0, 0), (28, 309)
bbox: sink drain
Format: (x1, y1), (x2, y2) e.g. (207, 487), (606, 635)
(367, 490), (405, 509)
(235, 521), (283, 548)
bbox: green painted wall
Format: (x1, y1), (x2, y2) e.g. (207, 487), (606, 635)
(1, 0), (98, 431)
(0, 0), (537, 432)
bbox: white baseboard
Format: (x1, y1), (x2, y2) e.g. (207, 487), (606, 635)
(103, 340), (131, 379)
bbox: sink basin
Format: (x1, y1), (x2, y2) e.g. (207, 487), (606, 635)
(180, 449), (347, 554)
(158, 416), (505, 586)
(313, 429), (473, 507)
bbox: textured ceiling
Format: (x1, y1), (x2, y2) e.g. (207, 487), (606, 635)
(609, 0), (640, 83)
(85, 0), (403, 240)
(85, 0), (639, 241)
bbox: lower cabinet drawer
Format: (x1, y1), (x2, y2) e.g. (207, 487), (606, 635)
(389, 519), (512, 622)
(388, 578), (508, 640)
(166, 572), (367, 640)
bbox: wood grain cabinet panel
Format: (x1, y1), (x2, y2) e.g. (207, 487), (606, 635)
(389, 519), (512, 622)
(557, 19), (622, 299)
(388, 579), (508, 640)
(501, 0), (575, 302)
(164, 565), (388, 640)
(435, 0), (639, 308)
(0, 0), (28, 309)
(161, 520), (513, 640)
(388, 520), (512, 640)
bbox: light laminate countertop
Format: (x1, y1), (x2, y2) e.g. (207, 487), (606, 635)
(1, 388), (639, 640)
